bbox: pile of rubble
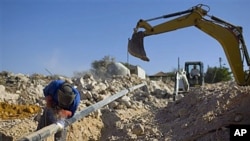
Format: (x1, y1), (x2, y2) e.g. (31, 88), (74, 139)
(0, 71), (250, 141)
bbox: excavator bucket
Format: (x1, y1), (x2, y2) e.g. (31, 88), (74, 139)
(128, 31), (150, 61)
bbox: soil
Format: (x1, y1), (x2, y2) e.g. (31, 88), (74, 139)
(0, 74), (250, 141)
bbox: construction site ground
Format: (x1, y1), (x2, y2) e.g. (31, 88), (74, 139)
(0, 73), (250, 141)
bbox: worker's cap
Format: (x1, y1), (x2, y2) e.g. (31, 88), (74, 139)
(57, 82), (76, 109)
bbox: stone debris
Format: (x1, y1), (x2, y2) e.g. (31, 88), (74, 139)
(0, 71), (250, 141)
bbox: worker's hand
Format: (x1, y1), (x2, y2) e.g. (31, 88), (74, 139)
(58, 109), (72, 118)
(45, 95), (53, 107)
(56, 119), (65, 129)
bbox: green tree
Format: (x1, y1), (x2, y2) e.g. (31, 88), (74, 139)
(205, 66), (232, 83)
(73, 56), (116, 79)
(91, 56), (115, 79)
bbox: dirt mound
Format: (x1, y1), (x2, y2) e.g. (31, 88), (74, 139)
(155, 83), (250, 141)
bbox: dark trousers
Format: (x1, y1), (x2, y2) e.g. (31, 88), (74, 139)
(37, 108), (68, 141)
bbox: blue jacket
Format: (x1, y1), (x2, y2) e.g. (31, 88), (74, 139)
(43, 79), (80, 117)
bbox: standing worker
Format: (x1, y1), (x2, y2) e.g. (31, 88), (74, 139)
(190, 65), (200, 84)
(190, 65), (200, 77)
(37, 79), (80, 141)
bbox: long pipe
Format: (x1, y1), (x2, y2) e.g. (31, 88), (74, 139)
(18, 83), (146, 141)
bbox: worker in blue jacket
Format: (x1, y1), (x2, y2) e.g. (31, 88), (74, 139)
(37, 79), (80, 141)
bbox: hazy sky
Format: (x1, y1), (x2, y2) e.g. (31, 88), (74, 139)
(1, 0), (250, 77)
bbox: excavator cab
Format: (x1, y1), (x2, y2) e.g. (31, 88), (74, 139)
(184, 61), (204, 87)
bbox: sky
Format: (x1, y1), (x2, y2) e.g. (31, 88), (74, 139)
(1, 0), (250, 77)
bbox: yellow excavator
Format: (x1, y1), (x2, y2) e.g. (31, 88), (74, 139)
(128, 4), (250, 86)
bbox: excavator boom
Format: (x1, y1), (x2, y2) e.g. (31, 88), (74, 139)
(128, 4), (250, 86)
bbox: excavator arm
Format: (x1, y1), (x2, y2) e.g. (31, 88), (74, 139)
(128, 4), (250, 86)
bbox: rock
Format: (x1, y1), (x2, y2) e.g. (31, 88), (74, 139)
(107, 62), (130, 76)
(131, 124), (144, 135)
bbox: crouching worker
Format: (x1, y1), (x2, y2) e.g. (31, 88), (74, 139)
(37, 80), (80, 141)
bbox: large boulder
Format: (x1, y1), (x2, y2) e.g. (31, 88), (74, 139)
(107, 62), (130, 76)
(128, 65), (146, 79)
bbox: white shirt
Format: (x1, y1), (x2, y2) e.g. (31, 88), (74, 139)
(191, 69), (200, 77)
